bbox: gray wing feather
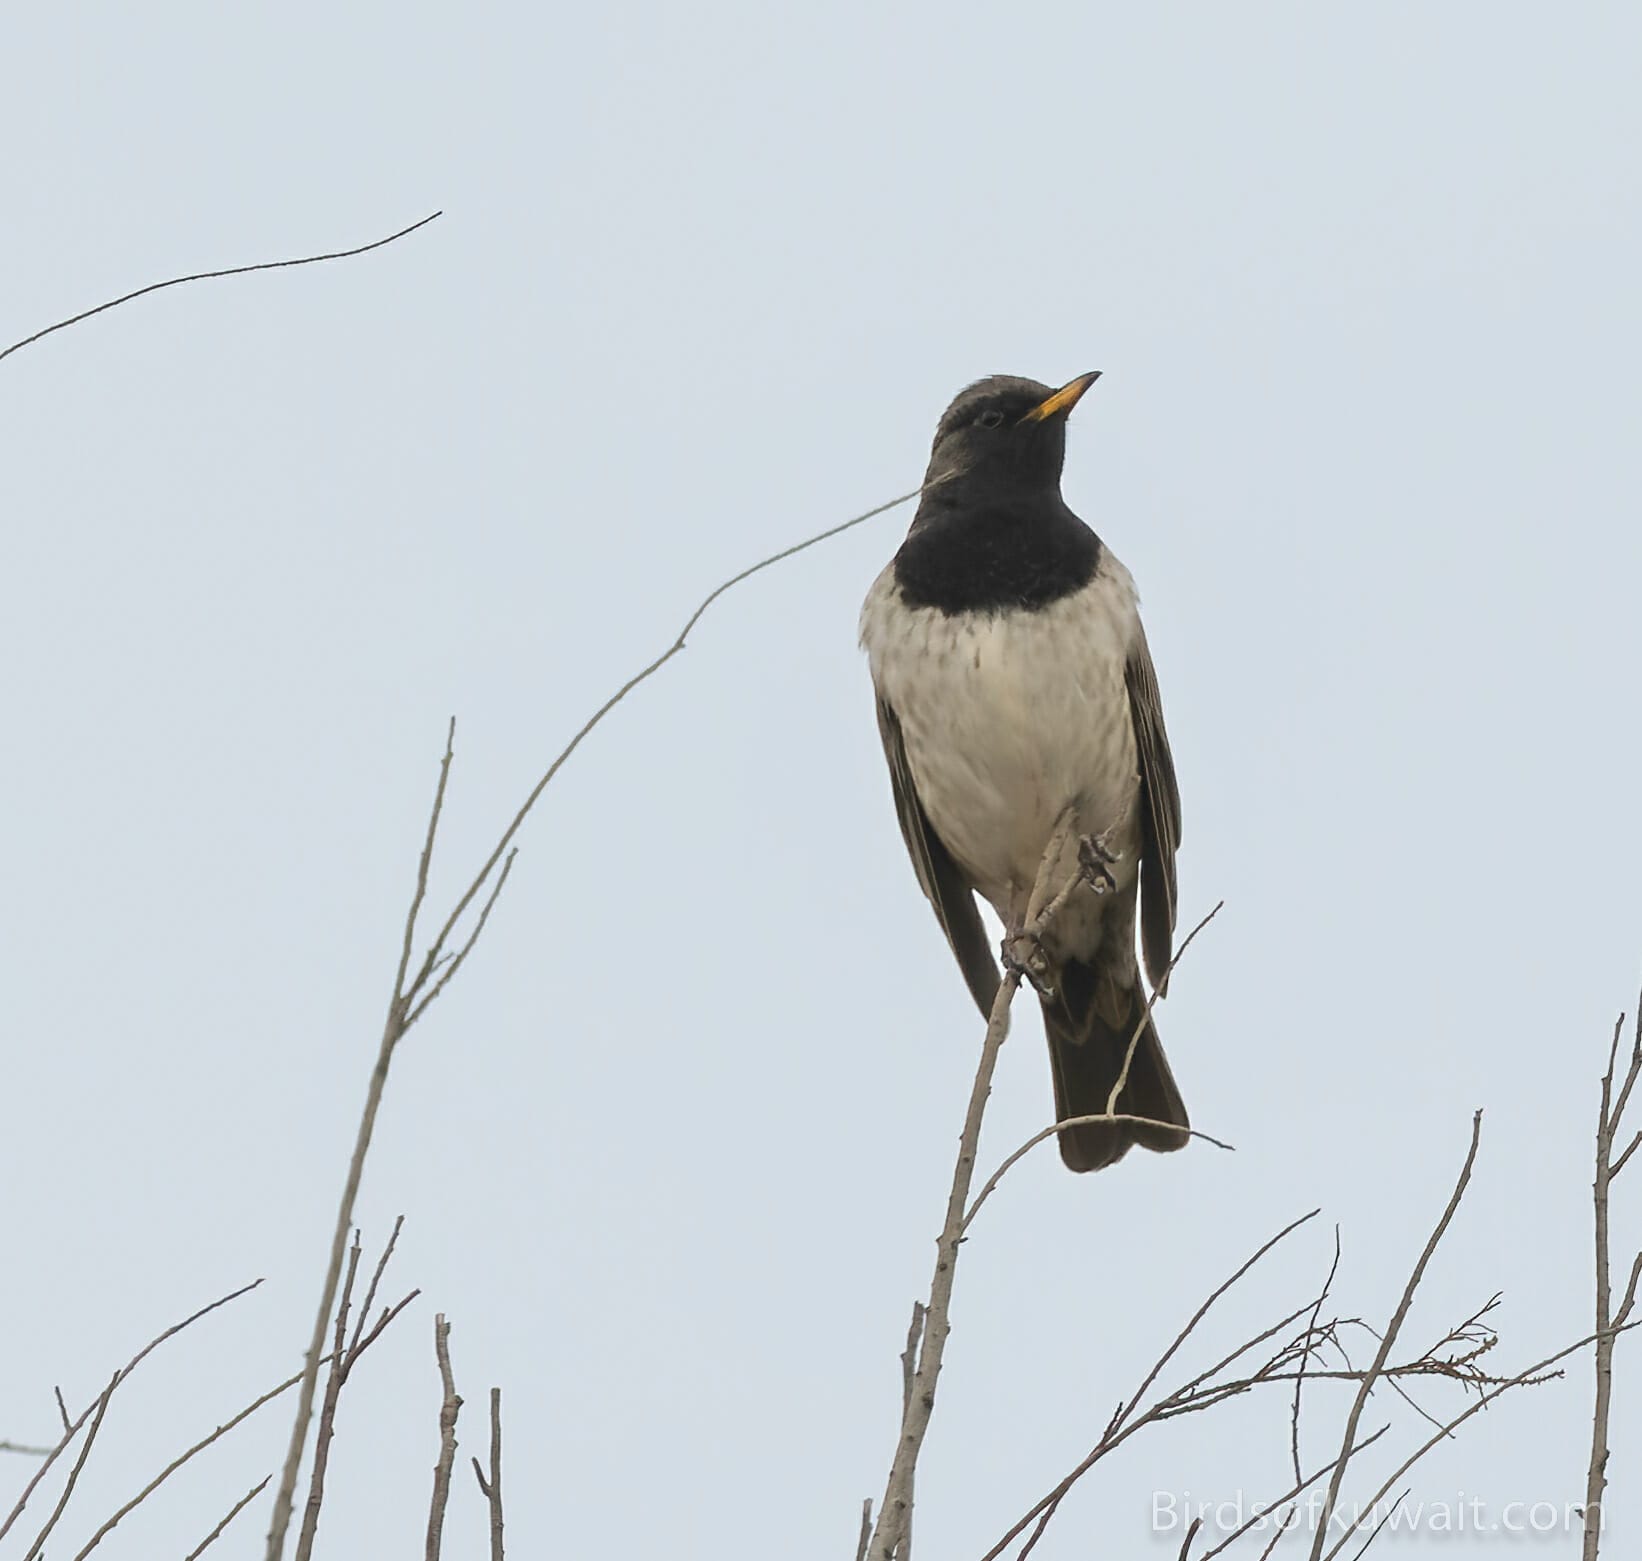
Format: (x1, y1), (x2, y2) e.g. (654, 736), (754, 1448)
(1125, 627), (1182, 993)
(874, 698), (1001, 1017)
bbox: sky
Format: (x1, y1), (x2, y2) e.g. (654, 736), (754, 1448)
(3, 3), (1641, 1557)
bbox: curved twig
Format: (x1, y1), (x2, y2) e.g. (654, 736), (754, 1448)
(1, 213), (442, 366)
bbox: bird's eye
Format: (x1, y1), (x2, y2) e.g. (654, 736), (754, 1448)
(976, 409), (1005, 429)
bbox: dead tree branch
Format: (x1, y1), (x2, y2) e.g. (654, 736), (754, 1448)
(185, 1475), (273, 1561)
(468, 1387), (505, 1561)
(0, 1278), (263, 1545)
(867, 810), (1087, 1560)
(0, 213), (442, 367)
(263, 485), (922, 1560)
(426, 1316), (463, 1561)
(1583, 1000), (1642, 1561)
(1305, 1111), (1483, 1561)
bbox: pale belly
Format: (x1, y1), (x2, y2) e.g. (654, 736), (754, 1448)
(862, 560), (1144, 918)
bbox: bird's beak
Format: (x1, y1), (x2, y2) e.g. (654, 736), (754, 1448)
(1020, 370), (1102, 424)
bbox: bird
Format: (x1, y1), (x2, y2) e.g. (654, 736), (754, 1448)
(859, 372), (1188, 1172)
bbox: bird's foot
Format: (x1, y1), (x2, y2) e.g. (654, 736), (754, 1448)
(1078, 830), (1121, 896)
(1002, 930), (1056, 998)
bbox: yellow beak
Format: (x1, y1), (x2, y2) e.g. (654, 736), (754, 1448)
(1020, 370), (1102, 423)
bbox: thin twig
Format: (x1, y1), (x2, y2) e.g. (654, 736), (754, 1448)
(0, 1278), (264, 1545)
(856, 1500), (873, 1561)
(294, 1235), (364, 1561)
(348, 1214), (406, 1359)
(22, 1373), (116, 1561)
(404, 848), (518, 1028)
(983, 1212), (1320, 1561)
(71, 1295), (414, 1561)
(0, 213), (442, 366)
(964, 1112), (1232, 1231)
(1321, 1324), (1629, 1561)
(1105, 901), (1225, 1116)
(0, 1443), (49, 1457)
(868, 813), (1077, 1560)
(482, 1388), (504, 1561)
(185, 1475), (272, 1561)
(1293, 1229), (1343, 1483)
(1197, 1429), (1388, 1561)
(401, 486), (924, 1018)
(964, 902), (1227, 1230)
(1345, 1491), (1407, 1561)
(265, 718), (455, 1561)
(427, 1315), (463, 1561)
(1306, 1111), (1484, 1561)
(1583, 1001), (1641, 1561)
(266, 487), (922, 1561)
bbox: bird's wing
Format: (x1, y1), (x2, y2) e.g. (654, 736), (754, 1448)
(1125, 624), (1182, 993)
(874, 697), (1001, 1017)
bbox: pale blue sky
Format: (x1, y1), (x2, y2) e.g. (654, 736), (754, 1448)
(4, 4), (1640, 1556)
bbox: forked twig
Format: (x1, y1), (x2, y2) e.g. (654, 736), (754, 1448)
(469, 1387), (505, 1561)
(1305, 1111), (1483, 1561)
(0, 1278), (263, 1545)
(265, 485), (923, 1561)
(1582, 1001), (1642, 1561)
(867, 812), (1080, 1560)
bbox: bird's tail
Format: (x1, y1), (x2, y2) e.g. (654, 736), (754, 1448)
(1041, 957), (1190, 1173)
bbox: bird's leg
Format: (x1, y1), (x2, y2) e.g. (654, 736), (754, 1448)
(1078, 828), (1121, 896)
(1002, 807), (1081, 998)
(1001, 924), (1056, 997)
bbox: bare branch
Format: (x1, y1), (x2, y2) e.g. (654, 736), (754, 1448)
(1197, 1427), (1389, 1561)
(403, 848), (517, 1030)
(0, 1443), (49, 1457)
(347, 1214), (406, 1362)
(1344, 1490), (1407, 1561)
(426, 1315), (463, 1561)
(402, 486), (923, 1013)
(965, 901), (1227, 1229)
(481, 1388), (505, 1561)
(868, 811), (1079, 1560)
(70, 1293), (412, 1561)
(1322, 1325), (1622, 1561)
(1306, 1111), (1483, 1561)
(0, 213), (442, 367)
(1584, 998), (1642, 1560)
(22, 1373), (116, 1561)
(267, 487), (922, 1561)
(293, 1234), (364, 1561)
(965, 1111), (1232, 1231)
(1292, 1228), (1343, 1482)
(1105, 901), (1225, 1116)
(185, 1475), (272, 1561)
(0, 1278), (263, 1545)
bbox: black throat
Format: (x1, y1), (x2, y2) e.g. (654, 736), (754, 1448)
(892, 494), (1103, 615)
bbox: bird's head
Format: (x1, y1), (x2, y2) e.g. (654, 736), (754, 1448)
(921, 372), (1101, 496)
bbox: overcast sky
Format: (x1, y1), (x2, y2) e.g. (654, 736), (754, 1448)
(4, 4), (1641, 1557)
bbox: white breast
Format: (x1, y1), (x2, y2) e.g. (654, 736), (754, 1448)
(860, 553), (1145, 914)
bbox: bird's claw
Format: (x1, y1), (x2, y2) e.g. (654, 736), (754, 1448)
(1078, 831), (1121, 896)
(1002, 931), (1057, 998)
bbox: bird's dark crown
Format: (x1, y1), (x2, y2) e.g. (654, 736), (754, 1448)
(930, 375), (1058, 446)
